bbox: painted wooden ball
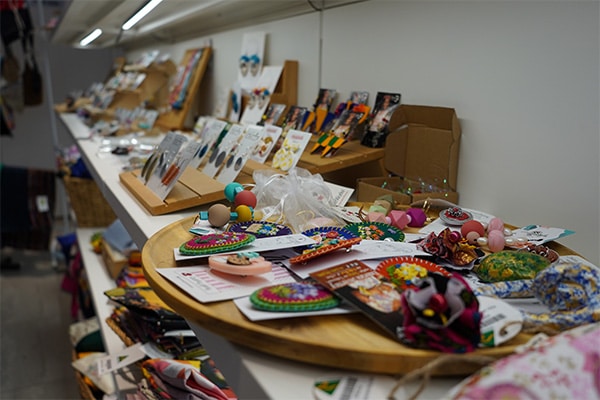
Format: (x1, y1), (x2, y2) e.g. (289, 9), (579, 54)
(234, 190), (257, 208)
(208, 203), (231, 227)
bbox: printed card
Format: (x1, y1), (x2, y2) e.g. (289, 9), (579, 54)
(188, 118), (228, 169)
(310, 259), (402, 338)
(250, 124), (282, 164)
(146, 139), (201, 201)
(202, 123), (245, 178)
(271, 129), (312, 171)
(157, 263), (296, 303)
(216, 124), (265, 183)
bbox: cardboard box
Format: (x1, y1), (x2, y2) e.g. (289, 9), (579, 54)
(101, 240), (128, 280)
(357, 104), (460, 206)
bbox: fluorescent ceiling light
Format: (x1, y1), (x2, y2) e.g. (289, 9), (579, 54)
(136, 0), (223, 34)
(79, 28), (102, 47)
(122, 0), (164, 31)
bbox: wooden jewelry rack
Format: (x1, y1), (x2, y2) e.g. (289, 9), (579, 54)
(155, 47), (213, 131)
(120, 60), (299, 215)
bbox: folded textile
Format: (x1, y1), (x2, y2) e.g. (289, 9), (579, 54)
(141, 358), (236, 400)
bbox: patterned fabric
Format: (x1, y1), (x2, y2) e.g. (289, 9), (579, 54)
(140, 358), (236, 400)
(474, 250), (550, 282)
(473, 261), (600, 331)
(445, 322), (600, 399)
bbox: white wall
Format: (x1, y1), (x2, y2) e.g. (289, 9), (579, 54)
(125, 1), (600, 264)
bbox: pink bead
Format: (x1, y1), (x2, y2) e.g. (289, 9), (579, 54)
(487, 230), (505, 252)
(406, 208), (427, 227)
(488, 217), (504, 233)
(466, 231), (480, 245)
(388, 210), (411, 230)
(448, 231), (461, 243)
(367, 211), (387, 223)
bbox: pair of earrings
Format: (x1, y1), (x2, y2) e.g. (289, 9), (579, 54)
(247, 87), (270, 110)
(239, 54), (261, 77)
(272, 139), (299, 171)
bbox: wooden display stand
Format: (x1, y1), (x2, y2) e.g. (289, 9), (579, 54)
(155, 47), (213, 131)
(268, 59), (298, 107)
(111, 60), (178, 111)
(119, 167), (253, 216)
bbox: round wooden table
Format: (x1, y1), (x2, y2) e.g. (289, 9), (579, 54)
(142, 216), (575, 376)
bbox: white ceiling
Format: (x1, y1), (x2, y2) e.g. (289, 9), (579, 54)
(51, 0), (367, 49)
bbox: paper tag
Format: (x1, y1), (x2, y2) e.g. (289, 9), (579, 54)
(478, 296), (523, 347)
(36, 195), (49, 212)
(95, 342), (146, 375)
(313, 376), (376, 400)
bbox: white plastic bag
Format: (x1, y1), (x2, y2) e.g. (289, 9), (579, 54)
(252, 167), (345, 233)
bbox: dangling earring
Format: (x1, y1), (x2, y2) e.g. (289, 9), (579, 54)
(239, 55), (250, 77)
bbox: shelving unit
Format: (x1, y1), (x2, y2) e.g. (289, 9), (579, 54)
(75, 228), (140, 398)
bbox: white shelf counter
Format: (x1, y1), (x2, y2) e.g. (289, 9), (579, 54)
(61, 112), (462, 399)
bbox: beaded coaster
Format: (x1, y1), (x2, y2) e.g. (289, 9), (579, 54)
(376, 256), (451, 290)
(290, 227), (361, 264)
(228, 220), (293, 239)
(179, 232), (255, 256)
(345, 222), (405, 241)
(250, 282), (340, 312)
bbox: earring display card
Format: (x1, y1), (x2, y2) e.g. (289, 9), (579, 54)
(147, 138), (201, 201)
(238, 31), (266, 91)
(138, 131), (186, 185)
(202, 123), (245, 178)
(271, 129), (312, 172)
(188, 118), (229, 169)
(240, 65), (284, 125)
(216, 124), (265, 184)
(250, 124), (282, 164)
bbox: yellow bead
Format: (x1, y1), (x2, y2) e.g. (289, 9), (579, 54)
(235, 205), (253, 222)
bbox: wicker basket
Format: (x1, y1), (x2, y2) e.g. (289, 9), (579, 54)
(71, 350), (99, 400)
(62, 175), (117, 228)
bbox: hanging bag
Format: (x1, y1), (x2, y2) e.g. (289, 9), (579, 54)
(22, 45), (42, 106)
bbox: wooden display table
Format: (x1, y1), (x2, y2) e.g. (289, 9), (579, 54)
(142, 216), (576, 376)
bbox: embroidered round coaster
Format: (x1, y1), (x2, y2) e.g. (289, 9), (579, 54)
(179, 232), (255, 256)
(250, 282), (340, 312)
(290, 226), (361, 264)
(228, 220), (293, 238)
(345, 222), (405, 241)
(376, 256), (451, 290)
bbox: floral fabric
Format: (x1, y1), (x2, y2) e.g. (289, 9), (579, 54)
(445, 322), (600, 399)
